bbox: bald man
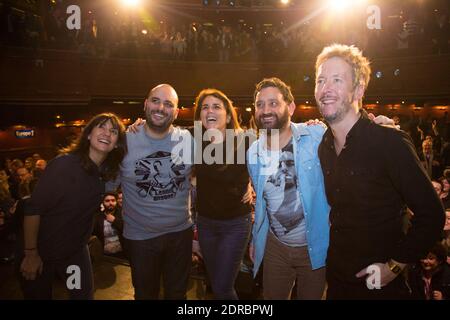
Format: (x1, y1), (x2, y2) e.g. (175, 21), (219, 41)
(108, 84), (194, 300)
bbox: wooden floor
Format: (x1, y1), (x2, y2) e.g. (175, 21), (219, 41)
(0, 255), (216, 300)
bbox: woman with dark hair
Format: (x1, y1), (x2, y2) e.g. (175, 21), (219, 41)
(407, 242), (450, 300)
(19, 113), (127, 300)
(193, 88), (254, 300)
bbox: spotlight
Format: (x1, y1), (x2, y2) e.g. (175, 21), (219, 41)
(328, 0), (352, 11)
(280, 0), (290, 5)
(328, 0), (364, 12)
(375, 71), (382, 79)
(120, 0), (141, 8)
(303, 75), (310, 82)
(394, 68), (400, 76)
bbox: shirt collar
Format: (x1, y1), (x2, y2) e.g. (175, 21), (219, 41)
(322, 109), (370, 149)
(291, 122), (310, 142)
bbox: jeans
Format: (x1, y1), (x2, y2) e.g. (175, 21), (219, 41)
(127, 227), (193, 300)
(197, 214), (252, 300)
(19, 245), (93, 300)
(263, 232), (326, 300)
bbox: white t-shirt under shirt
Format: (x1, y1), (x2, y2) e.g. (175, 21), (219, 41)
(262, 138), (307, 247)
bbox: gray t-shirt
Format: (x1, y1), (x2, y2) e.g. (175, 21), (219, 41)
(108, 127), (193, 240)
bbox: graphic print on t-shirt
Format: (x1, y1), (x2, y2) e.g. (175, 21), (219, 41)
(264, 141), (304, 238)
(134, 151), (186, 201)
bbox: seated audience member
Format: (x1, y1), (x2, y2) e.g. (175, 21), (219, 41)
(33, 159), (47, 179)
(439, 176), (450, 209)
(0, 169), (11, 202)
(432, 180), (443, 198)
(443, 209), (450, 264)
(116, 189), (123, 213)
(16, 167), (33, 200)
(407, 242), (450, 300)
(92, 192), (125, 258)
(420, 139), (442, 180)
(0, 198), (17, 263)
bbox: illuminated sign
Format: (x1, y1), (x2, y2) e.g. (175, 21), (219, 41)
(15, 129), (35, 139)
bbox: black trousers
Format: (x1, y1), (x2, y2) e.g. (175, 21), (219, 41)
(127, 227), (193, 300)
(326, 268), (410, 300)
(19, 245), (94, 300)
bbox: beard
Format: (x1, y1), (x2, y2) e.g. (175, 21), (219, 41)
(317, 94), (354, 125)
(104, 205), (116, 213)
(146, 110), (174, 132)
(319, 102), (351, 124)
(255, 107), (290, 135)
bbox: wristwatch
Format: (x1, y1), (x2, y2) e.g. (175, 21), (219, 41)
(387, 259), (403, 274)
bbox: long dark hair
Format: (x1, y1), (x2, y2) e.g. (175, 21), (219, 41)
(60, 113), (127, 181)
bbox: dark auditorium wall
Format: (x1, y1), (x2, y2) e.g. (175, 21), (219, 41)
(1, 47), (448, 104)
(0, 125), (81, 159)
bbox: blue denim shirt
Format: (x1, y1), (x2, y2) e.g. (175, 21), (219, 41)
(247, 122), (330, 277)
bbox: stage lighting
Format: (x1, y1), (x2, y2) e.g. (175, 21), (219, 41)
(394, 68), (400, 76)
(280, 0), (290, 5)
(328, 0), (363, 11)
(375, 71), (382, 79)
(120, 0), (141, 8)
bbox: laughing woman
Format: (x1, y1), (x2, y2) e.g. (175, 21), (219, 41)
(193, 89), (253, 300)
(19, 113), (127, 300)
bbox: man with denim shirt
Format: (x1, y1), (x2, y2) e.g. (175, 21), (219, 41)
(247, 77), (330, 299)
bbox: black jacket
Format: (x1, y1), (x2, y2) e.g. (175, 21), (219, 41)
(92, 208), (124, 250)
(408, 263), (450, 300)
(319, 114), (445, 283)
